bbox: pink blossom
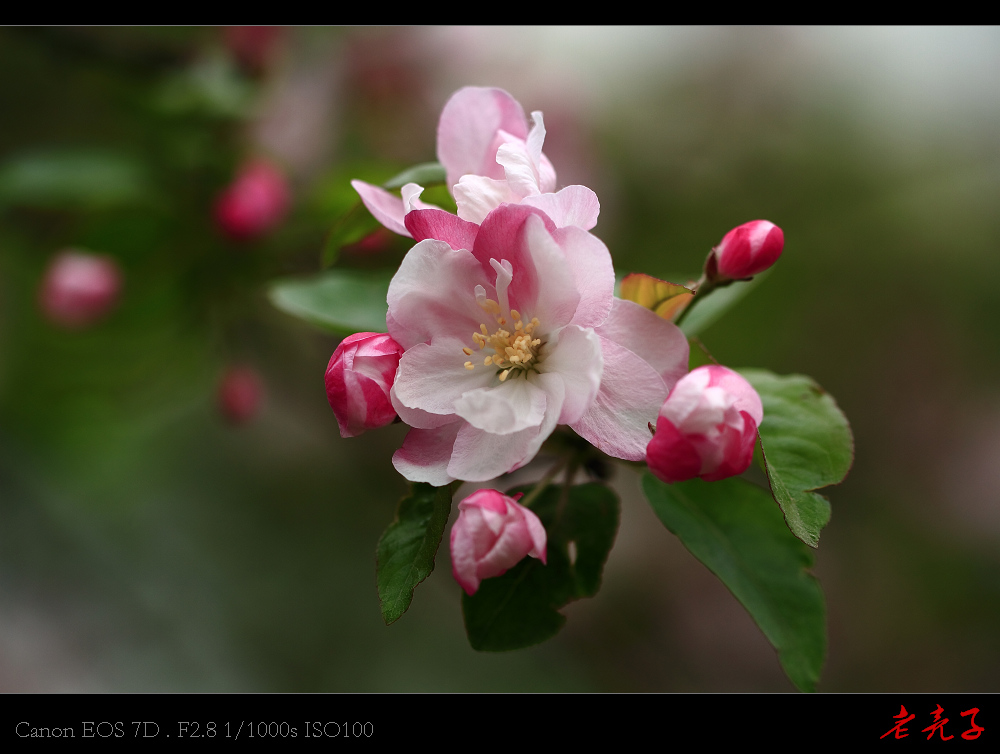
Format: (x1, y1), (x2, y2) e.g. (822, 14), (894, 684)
(351, 87), (599, 238)
(215, 160), (290, 240)
(709, 220), (784, 281)
(646, 366), (764, 484)
(39, 250), (121, 328)
(325, 332), (404, 438)
(450, 488), (546, 596)
(387, 203), (687, 485)
(219, 366), (264, 425)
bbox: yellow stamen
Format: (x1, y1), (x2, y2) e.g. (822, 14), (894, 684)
(464, 361), (474, 370)
(510, 309), (520, 320)
(484, 356), (493, 366)
(499, 369), (510, 381)
(462, 347), (472, 356)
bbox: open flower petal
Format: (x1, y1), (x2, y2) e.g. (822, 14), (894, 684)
(393, 339), (495, 417)
(386, 239), (488, 350)
(437, 87), (528, 191)
(537, 324), (603, 425)
(595, 298), (689, 389)
(521, 185), (600, 231)
(392, 423), (461, 487)
(571, 336), (670, 461)
(454, 376), (548, 435)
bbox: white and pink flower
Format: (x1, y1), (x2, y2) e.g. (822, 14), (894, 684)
(450, 488), (546, 596)
(646, 365), (763, 484)
(387, 203), (688, 485)
(325, 332), (404, 438)
(351, 86), (600, 237)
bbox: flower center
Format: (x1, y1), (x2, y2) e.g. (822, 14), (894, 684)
(460, 259), (543, 382)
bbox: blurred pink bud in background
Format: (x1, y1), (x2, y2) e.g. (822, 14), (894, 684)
(214, 160), (290, 241)
(710, 220), (784, 281)
(450, 489), (547, 596)
(222, 26), (283, 75)
(325, 332), (404, 438)
(646, 365), (763, 484)
(218, 366), (264, 425)
(39, 250), (122, 328)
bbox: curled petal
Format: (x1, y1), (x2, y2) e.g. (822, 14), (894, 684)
(437, 87), (528, 191)
(538, 324), (603, 425)
(521, 185), (600, 231)
(351, 180), (411, 237)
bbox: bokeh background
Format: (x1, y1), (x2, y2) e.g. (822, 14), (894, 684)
(2, 26), (999, 691)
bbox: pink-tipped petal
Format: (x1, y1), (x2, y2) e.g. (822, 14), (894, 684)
(392, 423), (461, 487)
(404, 207), (480, 251)
(351, 180), (411, 237)
(437, 87), (528, 191)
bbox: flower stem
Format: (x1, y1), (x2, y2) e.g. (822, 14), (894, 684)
(518, 456), (571, 509)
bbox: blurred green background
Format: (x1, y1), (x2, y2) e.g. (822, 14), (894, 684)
(1, 26), (998, 691)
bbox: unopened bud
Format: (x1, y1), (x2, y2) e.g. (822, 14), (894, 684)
(218, 366), (264, 425)
(39, 250), (121, 328)
(708, 220), (784, 281)
(214, 160), (290, 241)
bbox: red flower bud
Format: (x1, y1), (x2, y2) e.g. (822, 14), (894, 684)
(325, 332), (404, 437)
(710, 220), (784, 281)
(218, 366), (264, 424)
(39, 250), (121, 328)
(214, 160), (290, 241)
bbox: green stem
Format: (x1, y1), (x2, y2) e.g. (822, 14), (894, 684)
(672, 274), (712, 329)
(518, 456), (571, 509)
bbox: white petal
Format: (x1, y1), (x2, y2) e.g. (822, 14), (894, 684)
(521, 185), (600, 230)
(454, 377), (547, 435)
(537, 324), (603, 425)
(454, 175), (516, 225)
(496, 139), (539, 199)
(393, 339), (494, 417)
(447, 421), (539, 482)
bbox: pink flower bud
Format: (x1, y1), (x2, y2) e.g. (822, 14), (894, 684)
(214, 160), (290, 240)
(325, 332), (404, 438)
(39, 250), (122, 328)
(710, 220), (784, 281)
(450, 489), (547, 596)
(222, 26), (283, 75)
(646, 365), (764, 484)
(218, 366), (264, 425)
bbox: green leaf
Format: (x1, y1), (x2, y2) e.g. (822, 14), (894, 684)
(376, 482), (458, 625)
(383, 162), (446, 189)
(321, 202), (382, 268)
(642, 474), (826, 692)
(678, 272), (769, 337)
(0, 150), (150, 210)
(268, 268), (392, 335)
(463, 483), (619, 651)
(740, 370), (854, 548)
